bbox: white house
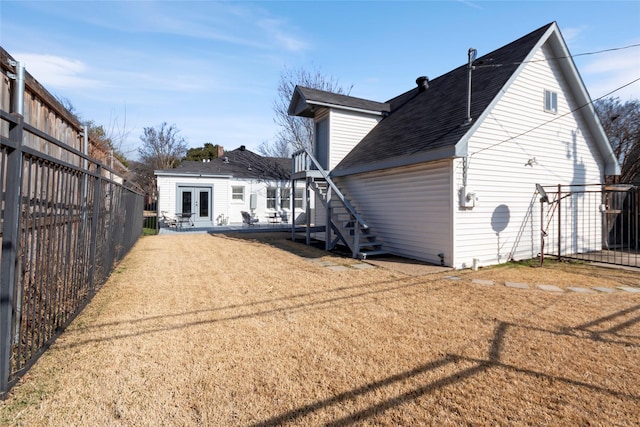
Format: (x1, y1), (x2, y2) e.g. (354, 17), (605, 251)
(289, 22), (620, 268)
(156, 146), (306, 227)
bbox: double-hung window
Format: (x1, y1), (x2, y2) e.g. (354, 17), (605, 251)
(231, 186), (244, 202)
(280, 188), (290, 210)
(294, 188), (304, 209)
(267, 187), (277, 210)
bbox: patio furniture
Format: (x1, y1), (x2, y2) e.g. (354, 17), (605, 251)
(176, 212), (194, 228)
(242, 211), (259, 226)
(160, 211), (178, 228)
(266, 212), (281, 224)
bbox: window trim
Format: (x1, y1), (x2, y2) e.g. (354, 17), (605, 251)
(294, 188), (304, 209)
(280, 187), (291, 210)
(544, 89), (558, 114)
(231, 186), (245, 203)
(266, 187), (277, 210)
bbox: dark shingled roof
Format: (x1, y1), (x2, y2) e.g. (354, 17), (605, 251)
(334, 23), (554, 173)
(159, 147), (290, 180)
(290, 86), (390, 117)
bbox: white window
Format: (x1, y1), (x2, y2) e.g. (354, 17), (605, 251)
(544, 90), (557, 114)
(294, 188), (304, 209)
(267, 187), (277, 210)
(231, 186), (244, 202)
(280, 188), (290, 209)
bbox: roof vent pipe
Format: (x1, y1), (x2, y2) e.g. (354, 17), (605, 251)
(416, 76), (429, 92)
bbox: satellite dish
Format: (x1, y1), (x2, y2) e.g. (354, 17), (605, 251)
(536, 183), (549, 203)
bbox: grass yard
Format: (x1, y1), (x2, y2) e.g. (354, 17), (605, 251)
(1, 232), (639, 426)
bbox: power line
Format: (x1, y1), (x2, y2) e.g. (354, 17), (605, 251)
(474, 42), (640, 68)
(470, 77), (640, 156)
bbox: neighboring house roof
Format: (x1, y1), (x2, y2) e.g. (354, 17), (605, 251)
(324, 22), (619, 177)
(289, 86), (391, 118)
(155, 146), (291, 180)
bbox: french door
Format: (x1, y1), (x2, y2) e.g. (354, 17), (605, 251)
(177, 186), (212, 227)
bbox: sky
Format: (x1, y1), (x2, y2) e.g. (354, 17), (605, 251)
(1, 1), (639, 158)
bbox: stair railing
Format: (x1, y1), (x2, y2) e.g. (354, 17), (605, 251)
(292, 148), (369, 230)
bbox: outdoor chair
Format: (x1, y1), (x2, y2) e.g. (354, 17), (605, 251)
(160, 211), (178, 228)
(241, 211), (259, 226)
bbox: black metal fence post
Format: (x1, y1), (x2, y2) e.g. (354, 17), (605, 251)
(87, 166), (102, 296)
(0, 61), (25, 398)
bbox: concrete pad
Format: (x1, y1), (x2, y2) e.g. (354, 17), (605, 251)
(326, 265), (350, 272)
(505, 282), (530, 290)
(444, 276), (462, 281)
(472, 279), (494, 286)
(567, 287), (596, 293)
(351, 263), (376, 270)
(593, 287), (616, 293)
(617, 286), (640, 293)
(537, 284), (563, 293)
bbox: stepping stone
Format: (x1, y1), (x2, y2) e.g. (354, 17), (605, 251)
(593, 287), (616, 293)
(316, 261), (337, 267)
(537, 284), (563, 293)
(351, 263), (375, 270)
(444, 276), (461, 281)
(505, 282), (530, 290)
(617, 286), (640, 293)
(326, 265), (349, 272)
(472, 279), (494, 286)
(567, 287), (596, 293)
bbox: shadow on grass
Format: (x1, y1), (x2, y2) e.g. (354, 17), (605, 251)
(250, 306), (640, 426)
(54, 275), (441, 349)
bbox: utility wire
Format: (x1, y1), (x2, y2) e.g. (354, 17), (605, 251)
(471, 77), (640, 156)
(474, 42), (640, 68)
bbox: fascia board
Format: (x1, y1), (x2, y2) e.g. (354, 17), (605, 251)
(547, 29), (620, 175)
(306, 100), (388, 116)
(154, 171), (233, 178)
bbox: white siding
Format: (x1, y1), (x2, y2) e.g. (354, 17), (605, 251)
(156, 175), (229, 227)
(336, 160), (454, 265)
(157, 175), (305, 226)
(454, 42), (605, 268)
(328, 110), (381, 170)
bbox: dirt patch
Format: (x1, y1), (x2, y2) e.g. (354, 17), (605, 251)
(1, 232), (639, 426)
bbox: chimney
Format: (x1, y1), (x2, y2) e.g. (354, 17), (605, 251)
(217, 145), (224, 158)
(240, 145), (246, 151)
(416, 76), (429, 92)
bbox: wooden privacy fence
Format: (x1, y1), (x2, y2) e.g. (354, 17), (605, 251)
(1, 56), (143, 398)
(540, 184), (639, 268)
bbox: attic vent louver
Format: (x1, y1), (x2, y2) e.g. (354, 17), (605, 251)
(416, 76), (429, 92)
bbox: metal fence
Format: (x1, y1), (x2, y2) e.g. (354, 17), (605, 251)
(540, 184), (639, 268)
(1, 64), (143, 398)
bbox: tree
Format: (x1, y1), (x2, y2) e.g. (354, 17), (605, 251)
(138, 122), (188, 170)
(594, 97), (640, 183)
(184, 143), (221, 161)
(258, 66), (352, 158)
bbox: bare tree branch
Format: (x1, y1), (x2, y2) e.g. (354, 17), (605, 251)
(259, 65), (352, 158)
(595, 97), (640, 183)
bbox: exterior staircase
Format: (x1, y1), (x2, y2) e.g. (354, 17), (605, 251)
(292, 149), (386, 259)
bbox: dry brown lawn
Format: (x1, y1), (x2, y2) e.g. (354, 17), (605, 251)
(1, 232), (639, 426)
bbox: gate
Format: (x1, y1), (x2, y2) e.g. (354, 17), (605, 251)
(1, 59), (143, 397)
(540, 184), (639, 267)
